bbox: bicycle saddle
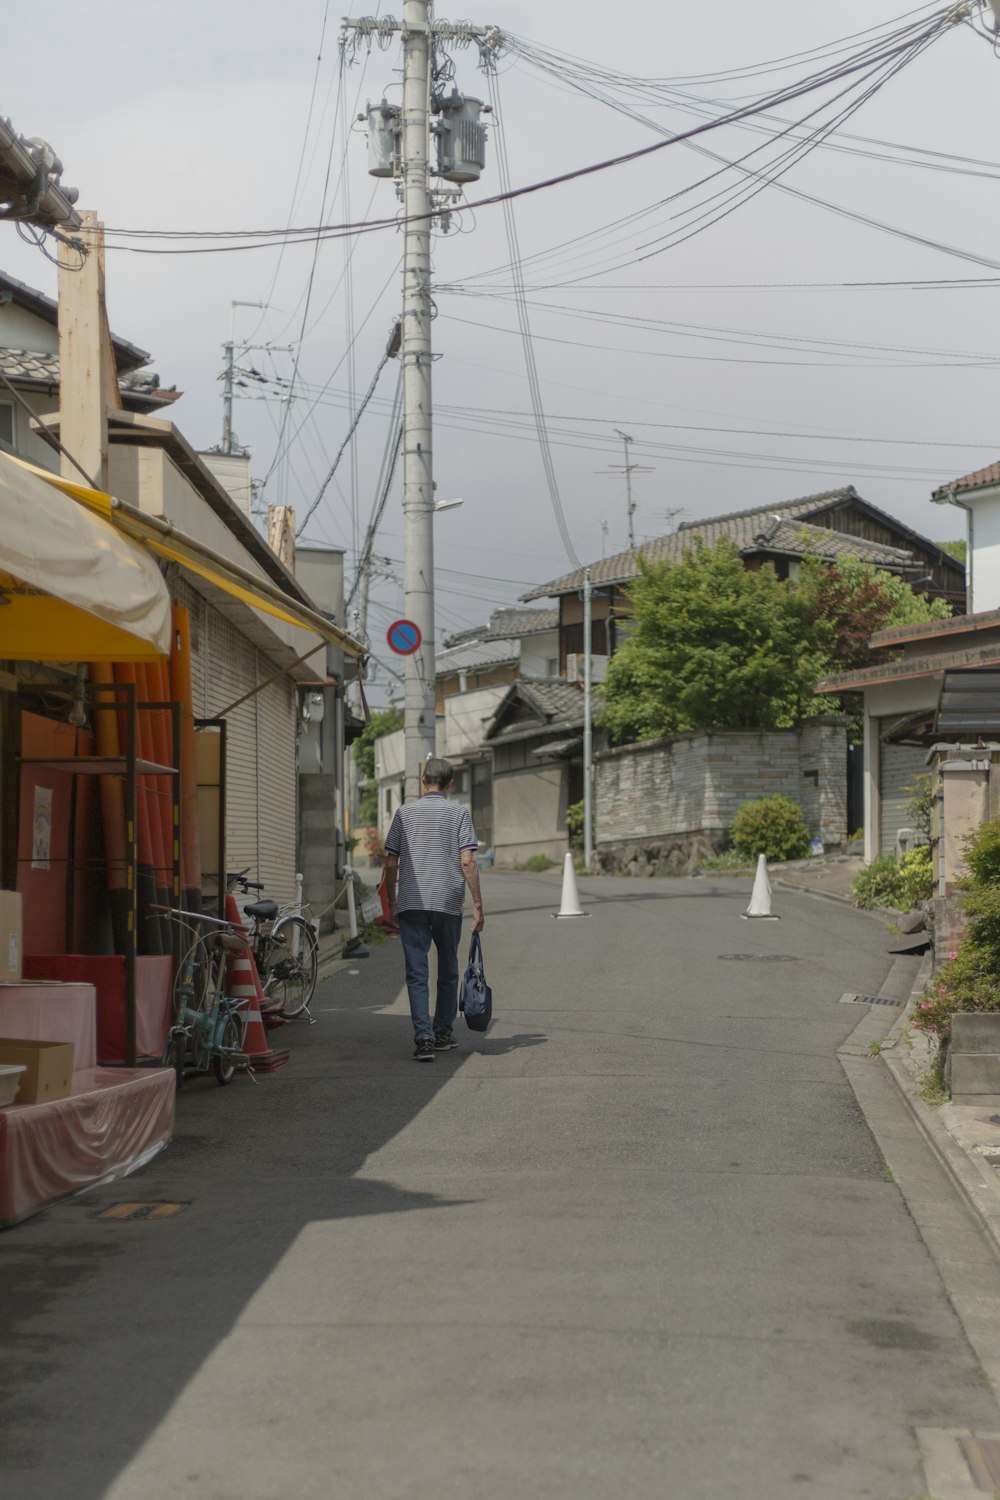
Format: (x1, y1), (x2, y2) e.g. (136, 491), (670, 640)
(244, 899), (279, 920)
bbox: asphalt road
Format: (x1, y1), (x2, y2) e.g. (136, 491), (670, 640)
(3, 870), (999, 1500)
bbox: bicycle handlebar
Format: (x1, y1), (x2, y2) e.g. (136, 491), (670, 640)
(226, 869), (263, 892)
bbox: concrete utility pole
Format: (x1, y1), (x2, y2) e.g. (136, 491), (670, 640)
(400, 0), (437, 800)
(582, 567), (593, 870)
(344, 7), (499, 801)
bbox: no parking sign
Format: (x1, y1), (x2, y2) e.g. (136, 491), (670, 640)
(386, 619), (422, 655)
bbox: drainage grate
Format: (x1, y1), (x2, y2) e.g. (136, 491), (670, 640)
(718, 953), (800, 963)
(97, 1202), (186, 1222)
(838, 992), (903, 1007)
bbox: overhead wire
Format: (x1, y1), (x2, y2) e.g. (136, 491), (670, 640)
(485, 59), (580, 569)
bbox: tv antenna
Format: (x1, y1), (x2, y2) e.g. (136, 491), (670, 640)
(597, 430), (654, 552)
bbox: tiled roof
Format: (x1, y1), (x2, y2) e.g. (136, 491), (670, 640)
(486, 676), (585, 743)
(932, 461), (1000, 499)
(435, 637), (520, 676)
(0, 348), (177, 404)
(521, 511), (913, 600)
(444, 606), (558, 647)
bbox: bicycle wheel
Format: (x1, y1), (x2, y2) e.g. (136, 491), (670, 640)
(263, 915), (318, 1018)
(212, 1012), (242, 1086)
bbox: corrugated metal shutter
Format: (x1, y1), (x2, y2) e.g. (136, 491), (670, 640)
(255, 674), (297, 904)
(169, 577), (297, 904)
(879, 734), (927, 857)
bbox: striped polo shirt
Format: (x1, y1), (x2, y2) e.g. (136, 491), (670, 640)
(385, 794), (478, 916)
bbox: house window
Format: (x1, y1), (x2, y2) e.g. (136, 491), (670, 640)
(546, 658), (559, 677)
(0, 405), (12, 446)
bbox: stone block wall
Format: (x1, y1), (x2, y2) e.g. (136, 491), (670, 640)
(594, 716), (847, 874)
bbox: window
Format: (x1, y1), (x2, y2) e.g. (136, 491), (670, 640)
(546, 658), (559, 678)
(0, 405), (12, 446)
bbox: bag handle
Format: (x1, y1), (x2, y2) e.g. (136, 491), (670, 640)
(467, 931), (483, 967)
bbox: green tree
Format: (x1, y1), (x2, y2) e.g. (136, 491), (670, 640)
(600, 540), (828, 743)
(600, 538), (950, 746)
(940, 539), (966, 564)
(353, 706), (403, 823)
(796, 553), (950, 673)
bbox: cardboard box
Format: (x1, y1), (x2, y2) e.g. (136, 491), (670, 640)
(0, 891), (22, 983)
(0, 1039), (74, 1103)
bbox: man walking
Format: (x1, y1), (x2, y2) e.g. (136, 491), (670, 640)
(383, 757), (485, 1061)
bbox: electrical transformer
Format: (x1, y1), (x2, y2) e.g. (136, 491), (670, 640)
(433, 92), (488, 184)
(365, 100), (401, 179)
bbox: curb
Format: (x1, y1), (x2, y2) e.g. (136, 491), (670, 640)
(878, 961), (1000, 1265)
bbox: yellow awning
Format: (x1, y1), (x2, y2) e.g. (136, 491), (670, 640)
(8, 454), (366, 658)
(0, 449), (172, 661)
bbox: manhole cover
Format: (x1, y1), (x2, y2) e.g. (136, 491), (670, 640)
(718, 953), (800, 963)
(97, 1202), (186, 1221)
(838, 992), (903, 1007)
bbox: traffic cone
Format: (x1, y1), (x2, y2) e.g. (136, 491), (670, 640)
(224, 894), (290, 1071)
(553, 852), (589, 919)
(742, 854), (780, 921)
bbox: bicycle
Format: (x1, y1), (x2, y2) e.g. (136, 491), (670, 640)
(156, 906), (254, 1088)
(226, 870), (319, 1020)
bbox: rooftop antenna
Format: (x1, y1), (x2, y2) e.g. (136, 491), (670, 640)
(597, 430), (654, 551)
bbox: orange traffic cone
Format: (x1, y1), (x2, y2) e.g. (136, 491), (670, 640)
(224, 894), (290, 1072)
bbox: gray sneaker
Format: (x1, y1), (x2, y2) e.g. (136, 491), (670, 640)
(414, 1038), (436, 1062)
(434, 1031), (458, 1050)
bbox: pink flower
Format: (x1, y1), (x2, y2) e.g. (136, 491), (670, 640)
(947, 951), (958, 960)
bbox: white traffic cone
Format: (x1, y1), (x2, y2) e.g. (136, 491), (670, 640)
(553, 851), (589, 919)
(742, 853), (780, 920)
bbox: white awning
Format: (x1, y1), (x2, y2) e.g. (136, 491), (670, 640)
(0, 448), (172, 661)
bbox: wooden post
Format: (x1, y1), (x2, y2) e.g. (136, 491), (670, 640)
(57, 208), (116, 489)
(267, 505), (296, 572)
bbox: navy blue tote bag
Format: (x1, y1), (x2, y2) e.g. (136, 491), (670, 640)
(459, 933), (493, 1033)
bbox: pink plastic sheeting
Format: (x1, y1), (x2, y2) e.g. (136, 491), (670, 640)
(0, 1066), (175, 1228)
(0, 982), (97, 1071)
(22, 956), (173, 1062)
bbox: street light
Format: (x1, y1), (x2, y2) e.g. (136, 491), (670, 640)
(434, 497), (464, 513)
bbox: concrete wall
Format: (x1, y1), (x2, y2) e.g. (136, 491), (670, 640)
(962, 487), (1000, 613)
(492, 756), (567, 865)
(442, 685), (506, 759)
(594, 717), (848, 873)
(519, 630), (560, 678)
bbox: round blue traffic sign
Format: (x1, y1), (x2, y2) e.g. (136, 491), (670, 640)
(387, 618), (422, 656)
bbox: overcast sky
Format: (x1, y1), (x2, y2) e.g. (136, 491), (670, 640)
(3, 2), (999, 686)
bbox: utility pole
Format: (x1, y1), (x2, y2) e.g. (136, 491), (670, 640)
(582, 567), (593, 870)
(344, 7), (500, 801)
(220, 300), (288, 457)
(400, 0), (436, 799)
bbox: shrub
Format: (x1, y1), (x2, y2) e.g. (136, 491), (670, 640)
(522, 853), (555, 872)
(566, 800), (587, 852)
(729, 795), (811, 863)
(963, 814), (1000, 889)
(912, 944), (1000, 1043)
(850, 854), (907, 911)
(899, 844), (934, 907)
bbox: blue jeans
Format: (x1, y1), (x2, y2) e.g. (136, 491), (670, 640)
(397, 910), (463, 1042)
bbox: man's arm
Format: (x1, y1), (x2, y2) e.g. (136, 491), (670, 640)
(460, 848), (484, 933)
(383, 852), (400, 926)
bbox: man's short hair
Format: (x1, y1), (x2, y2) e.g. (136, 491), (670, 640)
(422, 757), (454, 789)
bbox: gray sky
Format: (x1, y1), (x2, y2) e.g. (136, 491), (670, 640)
(3, 2), (999, 684)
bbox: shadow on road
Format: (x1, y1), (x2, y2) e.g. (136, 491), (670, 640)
(0, 940), (479, 1500)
